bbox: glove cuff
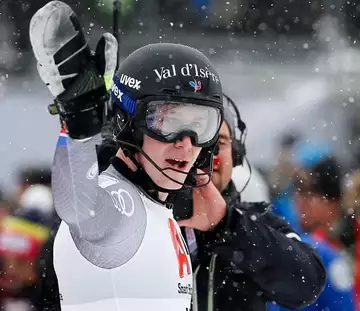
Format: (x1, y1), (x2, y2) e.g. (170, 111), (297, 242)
(63, 105), (105, 139)
(56, 77), (109, 139)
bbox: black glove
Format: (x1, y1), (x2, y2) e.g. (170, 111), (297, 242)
(30, 1), (118, 139)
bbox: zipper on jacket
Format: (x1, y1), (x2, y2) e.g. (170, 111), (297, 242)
(192, 264), (201, 311)
(207, 254), (218, 311)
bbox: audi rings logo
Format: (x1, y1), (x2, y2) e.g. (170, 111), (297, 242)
(110, 188), (135, 217)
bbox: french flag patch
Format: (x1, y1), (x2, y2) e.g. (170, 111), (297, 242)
(57, 128), (68, 147)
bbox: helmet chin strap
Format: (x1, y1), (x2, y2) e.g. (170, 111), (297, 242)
(115, 148), (139, 172)
(111, 110), (214, 195)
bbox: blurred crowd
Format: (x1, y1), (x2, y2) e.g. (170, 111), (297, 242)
(0, 166), (58, 310)
(3, 0), (360, 310)
(262, 133), (360, 310)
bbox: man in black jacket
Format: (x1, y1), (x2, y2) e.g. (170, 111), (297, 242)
(171, 94), (326, 311)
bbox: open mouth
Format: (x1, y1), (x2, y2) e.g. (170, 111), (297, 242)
(166, 159), (189, 170)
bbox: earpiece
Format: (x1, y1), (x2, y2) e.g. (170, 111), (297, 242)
(223, 93), (247, 167)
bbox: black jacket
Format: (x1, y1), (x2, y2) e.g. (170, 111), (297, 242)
(172, 181), (326, 311)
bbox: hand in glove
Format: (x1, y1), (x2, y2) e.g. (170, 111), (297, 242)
(30, 1), (118, 139)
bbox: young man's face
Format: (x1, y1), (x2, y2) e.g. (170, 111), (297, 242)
(138, 135), (202, 190)
(211, 122), (233, 193)
(295, 193), (329, 230)
(294, 168), (338, 231)
(137, 102), (220, 191)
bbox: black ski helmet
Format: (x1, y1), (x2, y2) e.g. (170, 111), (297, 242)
(108, 43), (224, 191)
(112, 43), (222, 104)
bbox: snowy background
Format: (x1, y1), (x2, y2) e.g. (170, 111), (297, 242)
(0, 2), (359, 310)
(1, 0), (360, 192)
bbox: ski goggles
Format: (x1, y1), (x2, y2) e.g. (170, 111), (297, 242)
(134, 100), (223, 147)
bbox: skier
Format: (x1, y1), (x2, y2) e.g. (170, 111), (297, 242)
(29, 1), (226, 310)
